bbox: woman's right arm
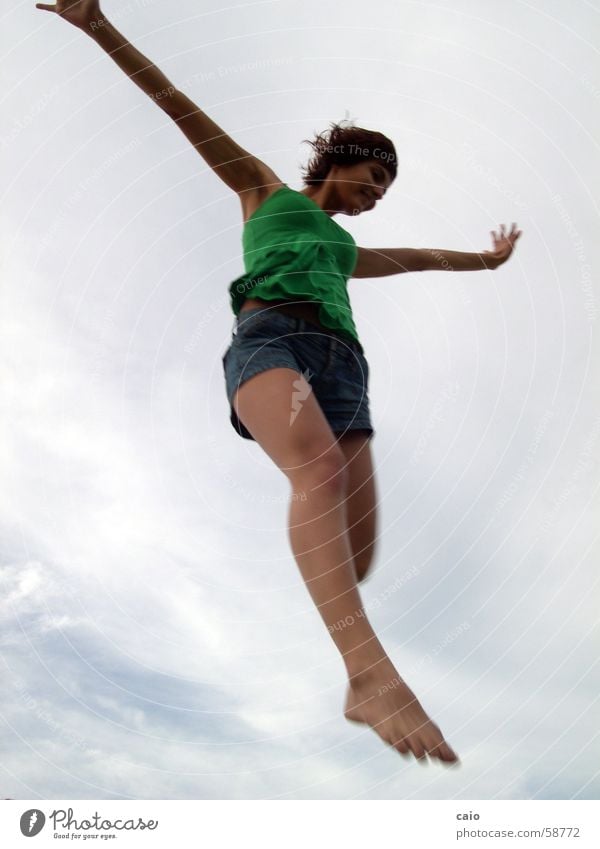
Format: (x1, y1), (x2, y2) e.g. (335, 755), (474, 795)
(36, 1), (280, 195)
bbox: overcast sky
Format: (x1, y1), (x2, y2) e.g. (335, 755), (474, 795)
(1, 0), (599, 800)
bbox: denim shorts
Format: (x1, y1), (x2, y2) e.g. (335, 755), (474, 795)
(221, 306), (374, 441)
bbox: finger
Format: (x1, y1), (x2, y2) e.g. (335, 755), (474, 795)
(36, 4), (56, 10)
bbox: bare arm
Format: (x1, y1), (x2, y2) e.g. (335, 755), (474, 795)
(352, 224), (522, 278)
(351, 247), (428, 277)
(36, 1), (280, 194)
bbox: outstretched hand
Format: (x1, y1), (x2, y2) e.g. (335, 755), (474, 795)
(35, 0), (102, 30)
(483, 223), (522, 268)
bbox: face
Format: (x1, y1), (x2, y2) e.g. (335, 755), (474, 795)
(332, 159), (394, 214)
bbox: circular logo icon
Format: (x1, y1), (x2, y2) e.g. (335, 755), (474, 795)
(19, 809), (45, 837)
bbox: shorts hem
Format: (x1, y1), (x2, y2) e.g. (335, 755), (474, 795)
(226, 360), (300, 407)
(225, 354), (374, 442)
(329, 422), (375, 438)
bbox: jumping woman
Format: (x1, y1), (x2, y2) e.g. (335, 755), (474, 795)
(37, 0), (522, 767)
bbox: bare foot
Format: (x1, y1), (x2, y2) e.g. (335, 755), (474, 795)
(344, 664), (460, 766)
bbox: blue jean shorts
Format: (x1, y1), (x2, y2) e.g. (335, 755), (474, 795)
(221, 306), (374, 441)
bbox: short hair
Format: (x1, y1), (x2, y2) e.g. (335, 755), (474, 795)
(300, 120), (398, 186)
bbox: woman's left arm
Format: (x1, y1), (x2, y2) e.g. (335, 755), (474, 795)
(352, 223), (522, 277)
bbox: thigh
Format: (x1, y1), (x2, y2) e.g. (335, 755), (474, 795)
(223, 307), (327, 410)
(225, 307), (344, 471)
(232, 366), (346, 478)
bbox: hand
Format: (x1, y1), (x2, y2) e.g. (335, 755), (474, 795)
(483, 222), (522, 268)
(35, 0), (102, 30)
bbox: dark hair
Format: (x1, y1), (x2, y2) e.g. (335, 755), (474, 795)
(300, 120), (398, 186)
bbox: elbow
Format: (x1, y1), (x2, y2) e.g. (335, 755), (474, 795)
(411, 249), (428, 272)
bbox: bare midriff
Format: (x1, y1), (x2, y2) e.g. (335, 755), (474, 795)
(239, 296), (327, 330)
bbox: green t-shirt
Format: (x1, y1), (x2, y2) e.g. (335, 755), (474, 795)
(228, 184), (360, 344)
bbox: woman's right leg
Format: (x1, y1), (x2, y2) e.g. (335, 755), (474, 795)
(232, 367), (460, 766)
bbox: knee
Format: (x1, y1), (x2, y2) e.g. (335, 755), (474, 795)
(289, 452), (349, 498)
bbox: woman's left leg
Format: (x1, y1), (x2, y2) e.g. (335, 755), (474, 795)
(337, 430), (378, 583)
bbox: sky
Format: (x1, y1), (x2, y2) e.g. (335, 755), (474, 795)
(1, 0), (599, 800)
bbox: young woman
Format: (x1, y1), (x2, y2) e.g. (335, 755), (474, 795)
(37, 0), (522, 768)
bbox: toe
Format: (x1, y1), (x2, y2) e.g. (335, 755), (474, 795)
(423, 727), (458, 764)
(439, 744), (460, 765)
(440, 742), (459, 762)
(392, 739), (411, 758)
(428, 740), (454, 762)
(410, 741), (427, 762)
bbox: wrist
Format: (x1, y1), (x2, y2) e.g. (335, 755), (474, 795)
(479, 252), (501, 270)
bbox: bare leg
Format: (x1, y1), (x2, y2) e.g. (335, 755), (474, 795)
(232, 366), (459, 765)
(287, 466), (460, 766)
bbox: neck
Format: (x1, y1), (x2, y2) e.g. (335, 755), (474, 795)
(299, 183), (338, 217)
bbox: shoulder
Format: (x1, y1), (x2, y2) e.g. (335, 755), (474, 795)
(239, 163), (287, 224)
